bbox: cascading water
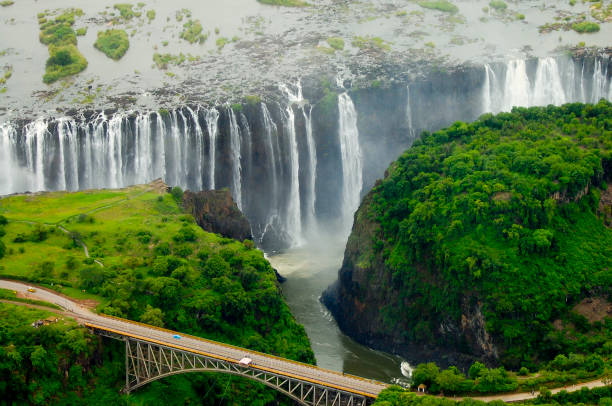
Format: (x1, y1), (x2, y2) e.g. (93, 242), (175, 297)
(228, 107), (243, 211)
(337, 93), (363, 229)
(205, 108), (219, 190)
(302, 105), (317, 230)
(531, 57), (566, 106)
(279, 83), (303, 245)
(482, 55), (611, 115)
(1, 54), (610, 249)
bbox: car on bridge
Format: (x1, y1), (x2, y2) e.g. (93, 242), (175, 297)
(173, 334), (181, 340)
(27, 287), (36, 293)
(239, 357), (253, 367)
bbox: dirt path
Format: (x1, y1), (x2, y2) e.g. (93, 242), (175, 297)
(453, 379), (609, 403)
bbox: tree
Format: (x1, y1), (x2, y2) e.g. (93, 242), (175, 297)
(468, 361), (486, 379)
(171, 186), (183, 200)
(412, 362), (440, 388)
(140, 305), (165, 327)
(0, 240), (5, 259)
(435, 367), (466, 394)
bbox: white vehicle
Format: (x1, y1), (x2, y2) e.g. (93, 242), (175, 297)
(238, 357), (253, 367)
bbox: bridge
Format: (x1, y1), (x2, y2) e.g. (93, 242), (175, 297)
(0, 280), (388, 406)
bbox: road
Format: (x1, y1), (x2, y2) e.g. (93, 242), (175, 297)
(0, 280), (387, 398)
(1, 279), (608, 402)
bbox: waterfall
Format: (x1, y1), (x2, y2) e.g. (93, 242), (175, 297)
(279, 83), (303, 244)
(532, 57), (566, 106)
(302, 105), (317, 229)
(337, 93), (363, 228)
(406, 84), (416, 139)
(482, 55), (610, 115)
(154, 113), (167, 181)
(1, 54), (608, 250)
(228, 107), (243, 210)
(261, 103), (279, 211)
(502, 59), (530, 112)
(205, 108), (219, 189)
(0, 123), (16, 195)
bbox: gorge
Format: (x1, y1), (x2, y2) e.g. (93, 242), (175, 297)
(1, 51), (611, 383)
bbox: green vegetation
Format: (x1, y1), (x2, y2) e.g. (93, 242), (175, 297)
(373, 385), (612, 405)
(43, 45), (88, 84)
(327, 37), (345, 51)
(245, 94), (261, 105)
(408, 352), (610, 396)
(146, 9), (155, 22)
(362, 101), (612, 370)
(0, 1), (14, 6)
(216, 36), (229, 50)
(75, 27), (87, 36)
(94, 29), (129, 60)
(418, 0), (459, 13)
(175, 8), (191, 22)
(257, 0), (310, 6)
(0, 288), (62, 310)
(489, 0), (508, 10)
(0, 184), (314, 404)
(113, 3), (138, 20)
(572, 21), (601, 33)
(0, 303), (129, 404)
(180, 19), (207, 44)
(38, 9), (87, 84)
(153, 52), (185, 69)
(352, 35), (391, 51)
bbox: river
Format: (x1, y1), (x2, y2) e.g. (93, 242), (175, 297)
(268, 234), (412, 386)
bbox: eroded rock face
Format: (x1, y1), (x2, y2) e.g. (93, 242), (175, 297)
(322, 187), (499, 369)
(182, 189), (252, 242)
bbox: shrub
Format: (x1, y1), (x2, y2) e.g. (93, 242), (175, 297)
(180, 19), (207, 44)
(418, 0), (459, 13)
(257, 0), (310, 6)
(113, 3), (136, 20)
(43, 45), (88, 84)
(170, 186), (184, 200)
(327, 37), (345, 50)
(489, 1), (507, 10)
(0, 240), (5, 259)
(0, 215), (7, 225)
(572, 21), (600, 33)
(94, 29), (129, 60)
(154, 242), (171, 256)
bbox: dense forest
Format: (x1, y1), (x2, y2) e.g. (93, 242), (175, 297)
(330, 100), (612, 371)
(0, 184), (314, 404)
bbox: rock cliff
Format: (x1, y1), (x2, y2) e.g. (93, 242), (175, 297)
(182, 189), (252, 242)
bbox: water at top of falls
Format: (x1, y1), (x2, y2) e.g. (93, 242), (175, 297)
(337, 93), (363, 230)
(279, 82), (303, 245)
(206, 108), (220, 190)
(228, 107), (243, 211)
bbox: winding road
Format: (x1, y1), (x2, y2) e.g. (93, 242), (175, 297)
(0, 279), (608, 402)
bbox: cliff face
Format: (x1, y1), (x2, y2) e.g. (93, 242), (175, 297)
(323, 102), (612, 369)
(182, 189), (252, 242)
(322, 190), (497, 368)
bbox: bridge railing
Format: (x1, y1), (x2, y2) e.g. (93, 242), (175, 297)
(96, 313), (387, 389)
(87, 321), (381, 399)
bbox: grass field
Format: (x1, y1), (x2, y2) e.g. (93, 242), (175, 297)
(0, 183), (210, 302)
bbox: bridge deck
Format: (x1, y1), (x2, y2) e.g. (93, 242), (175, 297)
(0, 279), (387, 398)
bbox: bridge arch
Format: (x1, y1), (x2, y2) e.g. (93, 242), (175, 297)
(121, 336), (371, 406)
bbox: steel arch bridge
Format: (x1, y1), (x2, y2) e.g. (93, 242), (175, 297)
(91, 325), (376, 406)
